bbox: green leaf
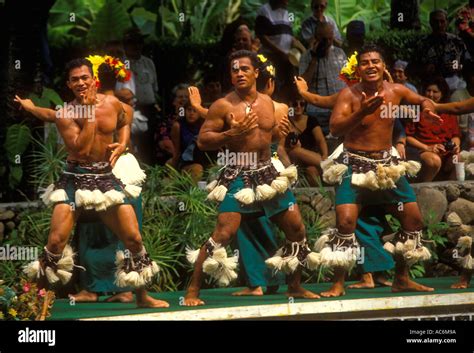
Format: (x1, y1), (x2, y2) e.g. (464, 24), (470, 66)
(87, 0), (132, 44)
(4, 124), (31, 163)
(131, 7), (157, 35)
(8, 165), (23, 189)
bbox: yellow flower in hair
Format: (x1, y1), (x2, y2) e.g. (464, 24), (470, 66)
(339, 51), (360, 86)
(85, 55), (106, 80)
(257, 54), (268, 63)
(266, 65), (275, 77)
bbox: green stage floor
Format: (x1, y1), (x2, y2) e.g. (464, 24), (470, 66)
(49, 277), (474, 320)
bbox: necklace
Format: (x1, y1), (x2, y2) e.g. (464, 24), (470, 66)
(236, 92), (258, 115)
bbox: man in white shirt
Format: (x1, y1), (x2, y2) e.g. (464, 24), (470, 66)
(301, 0), (342, 47)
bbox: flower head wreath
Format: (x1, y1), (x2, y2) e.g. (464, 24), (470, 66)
(339, 51), (360, 86)
(85, 55), (131, 87)
(257, 54), (276, 77)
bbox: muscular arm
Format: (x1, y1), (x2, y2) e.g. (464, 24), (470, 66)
(329, 88), (365, 137)
(197, 100), (233, 151)
(294, 77), (338, 108)
(55, 109), (96, 157)
(14, 95), (56, 122)
(397, 83), (436, 114)
(435, 97), (474, 114)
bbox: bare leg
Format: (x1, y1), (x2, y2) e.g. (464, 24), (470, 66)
(183, 212), (241, 306)
(182, 163), (204, 183)
(271, 204), (319, 299)
(451, 270), (472, 289)
(419, 151), (442, 182)
(348, 272), (392, 289)
(348, 272), (375, 289)
(69, 290), (98, 302)
(321, 204), (360, 297)
(99, 205), (169, 308)
(232, 286), (264, 296)
(321, 267), (346, 297)
(386, 202), (434, 292)
(46, 203), (78, 254)
(105, 292), (134, 303)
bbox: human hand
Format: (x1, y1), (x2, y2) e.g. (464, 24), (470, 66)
(360, 92), (384, 116)
(80, 83), (97, 106)
(294, 76), (308, 94)
(422, 108), (443, 125)
(108, 143), (126, 167)
(14, 95), (35, 112)
(276, 114), (290, 138)
(188, 86), (202, 109)
(396, 143), (406, 159)
(426, 144), (446, 154)
(224, 111), (258, 137)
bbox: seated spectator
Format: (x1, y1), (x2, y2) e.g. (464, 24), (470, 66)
(406, 77), (461, 181)
(155, 83), (189, 165)
(393, 60), (418, 93)
(169, 102), (207, 182)
(418, 9), (471, 91)
(301, 0), (342, 47)
(450, 60), (474, 150)
(283, 95), (328, 185)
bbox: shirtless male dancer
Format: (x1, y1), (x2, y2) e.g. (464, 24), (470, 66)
(183, 50), (319, 306)
(317, 44), (442, 297)
(21, 58), (167, 308)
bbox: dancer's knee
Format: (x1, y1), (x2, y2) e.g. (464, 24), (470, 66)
(337, 216), (356, 234)
(123, 231), (143, 254)
(286, 221), (305, 242)
(48, 231), (68, 254)
(212, 226), (235, 245)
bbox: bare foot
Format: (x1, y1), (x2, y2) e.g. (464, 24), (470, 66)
(374, 274), (392, 287)
(232, 286), (263, 296)
(450, 281), (469, 289)
(265, 285), (279, 295)
(320, 283), (345, 297)
(137, 294), (169, 308)
(183, 294), (205, 306)
(392, 278), (434, 293)
(105, 291), (134, 303)
(348, 273), (374, 289)
(287, 286), (320, 299)
(69, 290), (98, 303)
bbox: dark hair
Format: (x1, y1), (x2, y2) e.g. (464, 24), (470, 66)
(430, 9), (448, 22)
(356, 43), (385, 63)
(65, 58), (93, 79)
(256, 56), (275, 91)
(98, 63), (116, 91)
(422, 76), (450, 103)
(228, 50), (259, 69)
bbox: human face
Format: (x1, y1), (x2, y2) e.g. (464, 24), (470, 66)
(291, 99), (306, 116)
(185, 106), (200, 123)
(67, 66), (95, 99)
(205, 81), (222, 99)
(357, 52), (385, 83)
(234, 30), (252, 51)
(393, 68), (407, 84)
(424, 84), (443, 103)
(173, 88), (189, 109)
(230, 57), (258, 90)
(312, 0), (327, 18)
(430, 12), (447, 35)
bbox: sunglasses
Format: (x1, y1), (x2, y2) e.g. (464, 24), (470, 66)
(293, 101), (306, 107)
(313, 4), (327, 9)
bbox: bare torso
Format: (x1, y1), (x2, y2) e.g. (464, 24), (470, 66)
(221, 91), (275, 161)
(57, 94), (123, 162)
(344, 81), (404, 151)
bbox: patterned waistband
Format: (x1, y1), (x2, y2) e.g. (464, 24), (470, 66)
(344, 148), (392, 160)
(65, 160), (112, 175)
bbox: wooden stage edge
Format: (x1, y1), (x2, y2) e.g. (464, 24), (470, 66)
(81, 292), (474, 321)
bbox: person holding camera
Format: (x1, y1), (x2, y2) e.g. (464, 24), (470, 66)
(406, 76), (461, 182)
(299, 22), (347, 137)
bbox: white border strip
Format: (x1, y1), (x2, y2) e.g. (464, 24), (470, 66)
(80, 292), (474, 321)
